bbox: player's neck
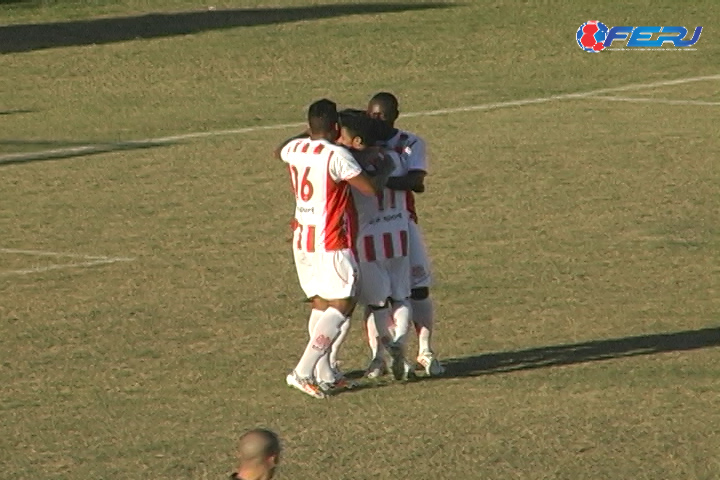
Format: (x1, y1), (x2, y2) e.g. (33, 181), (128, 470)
(309, 132), (334, 142)
(234, 466), (271, 480)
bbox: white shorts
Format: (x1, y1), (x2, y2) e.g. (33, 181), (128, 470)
(357, 256), (411, 307)
(293, 248), (358, 300)
(408, 221), (432, 289)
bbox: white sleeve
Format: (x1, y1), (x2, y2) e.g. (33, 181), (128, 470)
(329, 148), (363, 182)
(279, 139), (300, 164)
(405, 136), (428, 173)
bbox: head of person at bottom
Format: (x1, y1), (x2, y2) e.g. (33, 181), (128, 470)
(231, 428), (281, 480)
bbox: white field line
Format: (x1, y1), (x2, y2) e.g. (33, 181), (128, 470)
(0, 248), (135, 277)
(0, 247), (113, 260)
(589, 96), (720, 106)
(402, 74), (720, 118)
(0, 257), (135, 277)
(1, 73), (719, 165)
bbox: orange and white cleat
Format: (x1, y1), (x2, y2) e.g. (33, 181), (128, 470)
(286, 371), (326, 399)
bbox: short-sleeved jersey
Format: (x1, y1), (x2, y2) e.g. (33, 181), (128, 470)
(281, 138), (363, 253)
(383, 129), (428, 173)
(381, 129), (428, 223)
(350, 150), (410, 262)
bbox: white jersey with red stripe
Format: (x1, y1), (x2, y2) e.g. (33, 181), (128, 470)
(280, 138), (363, 253)
(350, 150), (410, 262)
(381, 129), (427, 223)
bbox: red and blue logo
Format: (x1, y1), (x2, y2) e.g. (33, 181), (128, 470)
(577, 21), (609, 52)
(576, 21), (702, 52)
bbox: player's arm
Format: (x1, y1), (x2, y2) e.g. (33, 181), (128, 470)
(387, 137), (428, 192)
(346, 172), (381, 196)
(386, 170), (426, 193)
(273, 130), (309, 159)
(334, 148), (391, 196)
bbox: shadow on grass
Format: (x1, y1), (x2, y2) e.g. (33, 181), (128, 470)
(0, 109), (35, 115)
(345, 326), (720, 381)
(0, 138), (172, 166)
(440, 326), (720, 378)
(0, 2), (453, 54)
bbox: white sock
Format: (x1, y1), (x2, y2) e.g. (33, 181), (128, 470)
(411, 297), (434, 354)
(329, 318), (350, 369)
(315, 316), (351, 382)
(308, 309), (323, 337)
(391, 299), (412, 348)
(367, 306), (391, 359)
(307, 309), (326, 380)
(314, 353), (336, 383)
(294, 307), (347, 379)
(364, 307), (379, 359)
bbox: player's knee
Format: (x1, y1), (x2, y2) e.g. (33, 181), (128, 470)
(311, 296), (330, 311)
(327, 298), (355, 316)
(411, 287), (429, 300)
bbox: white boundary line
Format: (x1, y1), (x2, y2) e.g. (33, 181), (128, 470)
(0, 257), (135, 277)
(1, 73), (718, 165)
(0, 248), (135, 277)
(589, 96), (720, 106)
(0, 247), (113, 259)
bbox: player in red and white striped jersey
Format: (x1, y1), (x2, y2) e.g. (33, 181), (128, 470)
(336, 110), (414, 381)
(367, 92), (446, 377)
(279, 99), (388, 398)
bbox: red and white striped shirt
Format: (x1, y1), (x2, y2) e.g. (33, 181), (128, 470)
(382, 130), (427, 224)
(281, 139), (362, 253)
(351, 150), (410, 262)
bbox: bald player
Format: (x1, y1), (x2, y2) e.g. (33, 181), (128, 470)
(367, 92), (445, 376)
(231, 428), (281, 480)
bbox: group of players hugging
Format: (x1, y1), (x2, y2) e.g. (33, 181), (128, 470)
(276, 92), (445, 399)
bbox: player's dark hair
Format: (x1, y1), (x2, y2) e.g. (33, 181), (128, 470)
(340, 108), (394, 143)
(307, 99), (338, 134)
(338, 109), (376, 145)
(369, 92), (399, 114)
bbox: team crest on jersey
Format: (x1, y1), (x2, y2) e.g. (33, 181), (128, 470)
(393, 133), (411, 154)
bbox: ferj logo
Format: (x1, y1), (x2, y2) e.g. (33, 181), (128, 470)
(576, 21), (702, 52)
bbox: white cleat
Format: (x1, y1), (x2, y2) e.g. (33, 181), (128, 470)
(417, 350), (446, 376)
(365, 358), (387, 379)
(286, 371), (326, 399)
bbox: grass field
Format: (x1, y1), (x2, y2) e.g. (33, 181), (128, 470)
(2, 1), (720, 479)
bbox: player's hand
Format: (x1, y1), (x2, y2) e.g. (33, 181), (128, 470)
(352, 147), (382, 173)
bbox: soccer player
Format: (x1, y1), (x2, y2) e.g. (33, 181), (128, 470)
(366, 92), (445, 376)
(336, 110), (414, 381)
(279, 99), (390, 398)
(231, 428), (281, 480)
